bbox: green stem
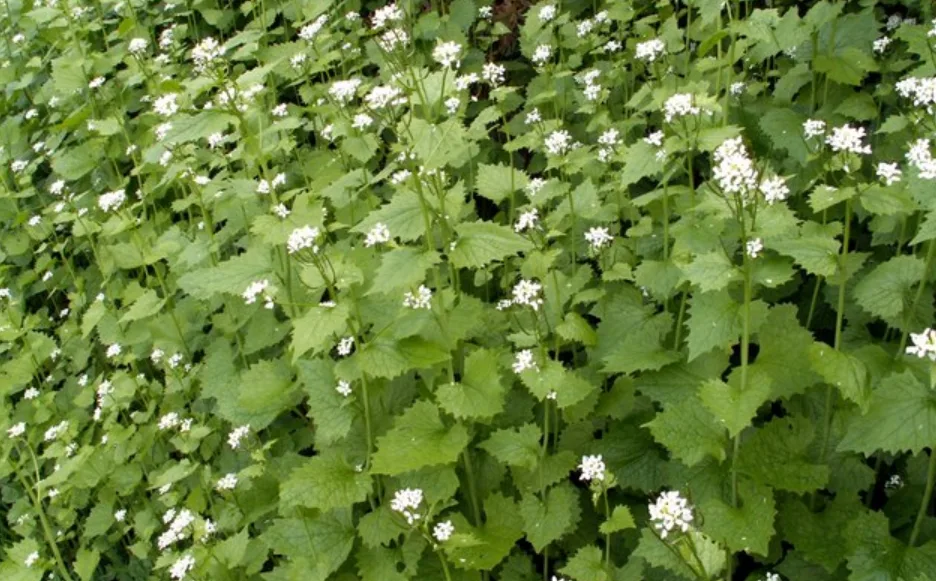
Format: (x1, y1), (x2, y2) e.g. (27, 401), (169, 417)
(13, 465), (75, 581)
(910, 448), (936, 547)
(603, 487), (611, 567)
(462, 447), (483, 528)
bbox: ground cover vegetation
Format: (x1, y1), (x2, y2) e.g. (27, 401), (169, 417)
(2, 0), (936, 579)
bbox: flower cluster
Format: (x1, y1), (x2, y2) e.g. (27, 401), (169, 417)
(578, 454), (606, 482)
(403, 285), (433, 310)
(390, 488), (424, 525)
(906, 328), (936, 361)
(242, 279), (274, 309)
(649, 490), (694, 539)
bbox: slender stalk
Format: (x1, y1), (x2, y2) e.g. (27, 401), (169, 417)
(13, 464), (75, 581)
(602, 487), (611, 567)
(910, 448), (936, 546)
(462, 447), (483, 528)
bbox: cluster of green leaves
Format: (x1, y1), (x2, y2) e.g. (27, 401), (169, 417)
(1, 0), (936, 580)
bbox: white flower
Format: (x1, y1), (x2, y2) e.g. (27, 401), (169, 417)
(365, 85), (405, 109)
(825, 124), (871, 155)
(153, 93), (179, 117)
(635, 38), (665, 62)
(585, 227), (613, 250)
(298, 14), (328, 40)
(765, 573), (781, 581)
(876, 162), (902, 185)
(372, 3), (404, 29)
(512, 349), (537, 374)
(272, 203), (290, 219)
(216, 473), (238, 491)
(544, 130), (572, 156)
(512, 279), (543, 310)
(713, 137), (757, 195)
(207, 132), (226, 149)
(352, 113), (374, 130)
(329, 79), (362, 104)
(114, 509), (127, 522)
(364, 223), (391, 247)
(803, 119), (826, 139)
(24, 387), (40, 400)
(730, 81), (745, 95)
(336, 380), (353, 397)
(155, 122), (173, 141)
(907, 139), (936, 179)
(433, 520), (455, 541)
(645, 130), (664, 147)
(478, 6), (493, 18)
(663, 93), (700, 123)
(578, 454), (606, 482)
(598, 128), (620, 147)
(584, 83), (601, 101)
(28, 215), (41, 227)
(746, 238), (764, 259)
(886, 474), (904, 490)
(526, 177), (546, 197)
(391, 488), (424, 524)
(272, 103), (288, 117)
(482, 62), (506, 86)
(525, 108), (541, 125)
(873, 36), (892, 54)
(577, 20), (594, 37)
(377, 28), (410, 52)
(192, 37), (224, 71)
(287, 226), (320, 254)
(12, 33), (25, 44)
(169, 554), (196, 580)
(158, 412), (180, 430)
(11, 159), (28, 173)
(403, 285), (433, 309)
(98, 190), (126, 212)
(129, 37), (148, 54)
(106, 343), (122, 358)
(432, 41), (462, 69)
(24, 551), (39, 567)
(6, 422), (26, 438)
(649, 490), (694, 539)
(515, 208), (539, 232)
(228, 425), (250, 449)
(44, 421), (69, 442)
(290, 53), (307, 68)
(604, 40), (622, 52)
(886, 14), (904, 30)
(88, 76), (106, 89)
(337, 336), (355, 356)
(906, 328), (936, 361)
(47, 488), (59, 499)
(538, 4), (556, 22)
(532, 44), (552, 66)
(759, 175), (790, 204)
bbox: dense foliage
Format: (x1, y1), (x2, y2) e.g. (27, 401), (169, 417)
(3, 0), (936, 579)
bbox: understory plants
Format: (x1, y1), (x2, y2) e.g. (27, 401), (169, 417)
(3, 0), (936, 579)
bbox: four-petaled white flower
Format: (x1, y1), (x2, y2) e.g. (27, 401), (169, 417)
(585, 227), (614, 250)
(433, 41), (462, 69)
(746, 237), (764, 259)
(906, 328), (936, 361)
(336, 380), (353, 397)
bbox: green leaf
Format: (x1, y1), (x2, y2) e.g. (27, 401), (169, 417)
(808, 343), (870, 411)
(845, 510), (936, 581)
(214, 529), (250, 568)
(164, 111), (235, 145)
(910, 210), (936, 245)
(809, 185), (857, 213)
(476, 163), (527, 203)
(290, 303), (350, 362)
(701, 480), (776, 556)
(633, 529), (722, 580)
(216, 358), (298, 429)
(263, 510), (355, 580)
(861, 185), (917, 216)
(297, 359), (354, 446)
(370, 401), (470, 475)
(280, 454), (373, 512)
(352, 191), (426, 242)
(479, 424), (541, 469)
(737, 416), (829, 493)
(838, 370), (936, 456)
(770, 221), (841, 277)
(52, 140), (104, 180)
(450, 221), (534, 269)
(777, 496), (862, 573)
(599, 506), (636, 535)
(680, 251), (740, 293)
(519, 483), (581, 552)
(177, 248), (272, 300)
(519, 359), (596, 409)
(685, 290), (769, 361)
(408, 118), (472, 169)
(645, 395), (728, 467)
(854, 255), (928, 332)
(621, 140), (663, 187)
(698, 366), (772, 438)
(595, 287), (680, 374)
(74, 548), (100, 581)
(448, 493), (524, 570)
(814, 48), (876, 86)
(559, 545), (609, 581)
(759, 108), (809, 165)
(436, 348), (506, 420)
(750, 305), (821, 400)
(118, 289), (165, 323)
(367, 248), (440, 296)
